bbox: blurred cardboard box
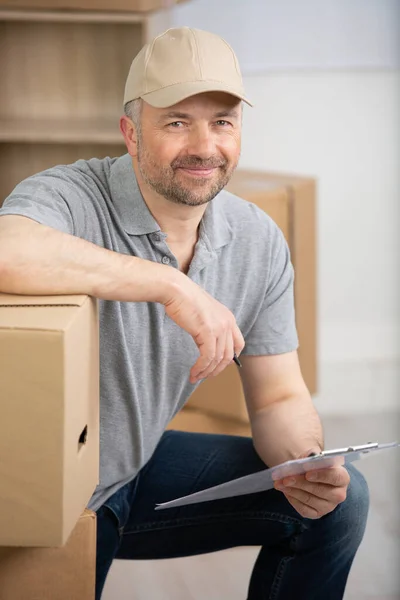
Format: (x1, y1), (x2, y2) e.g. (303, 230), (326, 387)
(0, 0), (188, 11)
(185, 364), (248, 422)
(185, 170), (317, 426)
(0, 294), (99, 547)
(0, 509), (96, 600)
(168, 406), (251, 438)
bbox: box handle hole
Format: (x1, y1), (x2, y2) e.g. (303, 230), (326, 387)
(78, 425), (88, 451)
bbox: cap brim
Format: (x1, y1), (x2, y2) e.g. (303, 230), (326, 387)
(139, 80), (253, 108)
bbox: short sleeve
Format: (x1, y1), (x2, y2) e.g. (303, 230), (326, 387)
(242, 228), (299, 356)
(0, 170), (85, 236)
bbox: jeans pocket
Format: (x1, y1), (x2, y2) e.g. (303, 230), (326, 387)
(104, 505), (124, 537)
(101, 479), (137, 538)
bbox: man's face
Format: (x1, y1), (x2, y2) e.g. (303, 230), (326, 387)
(134, 92), (242, 207)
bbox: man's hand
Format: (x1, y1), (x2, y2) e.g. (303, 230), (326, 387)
(163, 276), (245, 384)
(274, 463), (350, 520)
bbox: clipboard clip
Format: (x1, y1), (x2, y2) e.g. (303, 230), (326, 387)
(314, 442), (378, 458)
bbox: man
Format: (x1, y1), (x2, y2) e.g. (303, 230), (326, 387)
(0, 27), (368, 600)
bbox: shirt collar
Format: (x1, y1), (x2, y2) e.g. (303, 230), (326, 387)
(110, 154), (160, 235)
(199, 193), (233, 251)
(110, 153), (233, 250)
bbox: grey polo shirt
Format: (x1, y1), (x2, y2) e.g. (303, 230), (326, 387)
(0, 153), (299, 511)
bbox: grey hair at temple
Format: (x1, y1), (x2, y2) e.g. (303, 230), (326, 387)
(124, 98), (142, 136)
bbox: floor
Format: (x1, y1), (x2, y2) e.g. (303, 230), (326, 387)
(102, 411), (400, 600)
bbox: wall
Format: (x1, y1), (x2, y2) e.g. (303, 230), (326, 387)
(241, 71), (400, 415)
(152, 0), (400, 414)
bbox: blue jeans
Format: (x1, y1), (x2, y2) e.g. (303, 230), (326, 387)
(95, 430), (369, 600)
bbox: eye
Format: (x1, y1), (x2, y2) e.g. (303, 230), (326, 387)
(215, 120), (231, 127)
(167, 121), (184, 128)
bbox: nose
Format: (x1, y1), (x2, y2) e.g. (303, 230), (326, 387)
(186, 123), (216, 159)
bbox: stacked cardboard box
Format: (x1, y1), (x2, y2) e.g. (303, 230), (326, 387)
(0, 510), (96, 600)
(0, 294), (100, 598)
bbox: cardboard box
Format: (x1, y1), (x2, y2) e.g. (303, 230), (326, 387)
(0, 509), (96, 600)
(167, 407), (251, 438)
(186, 364), (248, 423)
(0, 0), (187, 11)
(0, 294), (99, 547)
(186, 170), (317, 425)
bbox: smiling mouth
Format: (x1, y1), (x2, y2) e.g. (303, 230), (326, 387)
(177, 167), (217, 177)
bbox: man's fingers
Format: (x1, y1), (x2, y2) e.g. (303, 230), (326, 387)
(232, 326), (245, 357)
(197, 330), (228, 380)
(275, 469), (348, 508)
(283, 490), (334, 519)
(191, 314), (244, 383)
(283, 494), (320, 520)
(164, 278), (245, 383)
(305, 466), (350, 488)
(276, 479), (347, 504)
(209, 332), (234, 379)
(190, 335), (216, 382)
(277, 467), (349, 491)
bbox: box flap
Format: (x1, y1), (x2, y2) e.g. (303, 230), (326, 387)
(228, 169), (315, 193)
(0, 294), (88, 308)
(227, 172), (282, 193)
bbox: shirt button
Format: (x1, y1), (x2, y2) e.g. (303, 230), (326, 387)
(152, 233), (161, 242)
(162, 256), (170, 265)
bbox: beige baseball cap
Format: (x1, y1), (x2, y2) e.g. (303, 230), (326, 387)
(124, 26), (253, 108)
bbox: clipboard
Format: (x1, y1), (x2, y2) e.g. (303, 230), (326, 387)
(155, 441), (399, 511)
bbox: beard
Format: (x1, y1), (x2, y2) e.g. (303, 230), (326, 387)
(136, 138), (238, 207)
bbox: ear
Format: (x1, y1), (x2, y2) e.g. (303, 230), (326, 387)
(120, 116), (139, 158)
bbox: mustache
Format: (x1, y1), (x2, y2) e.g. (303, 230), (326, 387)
(171, 156), (227, 169)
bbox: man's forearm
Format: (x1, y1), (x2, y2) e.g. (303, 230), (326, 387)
(250, 394), (324, 468)
(0, 215), (180, 303)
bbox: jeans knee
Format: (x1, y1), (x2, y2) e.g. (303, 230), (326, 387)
(335, 463), (370, 550)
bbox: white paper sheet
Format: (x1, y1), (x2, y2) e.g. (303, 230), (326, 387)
(155, 441), (399, 510)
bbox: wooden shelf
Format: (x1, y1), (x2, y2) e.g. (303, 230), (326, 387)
(0, 8), (146, 23)
(0, 3), (170, 200)
(0, 118), (123, 144)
